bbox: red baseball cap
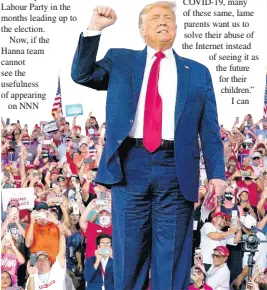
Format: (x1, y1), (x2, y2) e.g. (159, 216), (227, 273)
(257, 143), (266, 149)
(212, 212), (230, 221)
(213, 246), (230, 257)
(26, 164), (36, 171)
(34, 183), (44, 190)
(51, 170), (59, 176)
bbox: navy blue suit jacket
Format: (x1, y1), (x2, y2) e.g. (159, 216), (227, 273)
(71, 34), (225, 202)
(84, 256), (114, 290)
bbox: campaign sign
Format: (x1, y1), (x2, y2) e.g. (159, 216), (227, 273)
(65, 104), (83, 117)
(2, 187), (35, 210)
(43, 120), (58, 134)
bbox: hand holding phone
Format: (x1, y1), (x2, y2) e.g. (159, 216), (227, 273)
(30, 253), (37, 266)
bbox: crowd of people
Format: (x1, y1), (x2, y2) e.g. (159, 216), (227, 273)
(1, 110), (267, 290)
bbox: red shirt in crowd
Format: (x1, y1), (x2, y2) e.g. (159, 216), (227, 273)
(81, 222), (112, 258)
(236, 181), (260, 207)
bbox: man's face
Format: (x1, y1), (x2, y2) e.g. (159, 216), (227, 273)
(258, 147), (266, 156)
(252, 156), (260, 166)
(36, 209), (48, 225)
(57, 177), (66, 188)
(140, 6), (176, 51)
(240, 191), (248, 202)
(36, 254), (51, 274)
(212, 250), (227, 267)
(213, 216), (226, 229)
(246, 115), (252, 124)
(80, 144), (88, 153)
(98, 237), (112, 249)
(98, 211), (111, 227)
(227, 161), (236, 173)
(8, 207), (19, 222)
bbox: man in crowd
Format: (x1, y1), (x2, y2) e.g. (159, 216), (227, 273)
(25, 202), (60, 263)
(71, 2), (227, 288)
(200, 212), (242, 269)
(194, 246), (231, 290)
(84, 233), (114, 290)
(25, 224), (67, 290)
(80, 200), (112, 258)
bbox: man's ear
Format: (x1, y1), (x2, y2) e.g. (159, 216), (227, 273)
(139, 25), (146, 38)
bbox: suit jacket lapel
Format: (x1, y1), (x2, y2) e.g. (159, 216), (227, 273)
(104, 258), (113, 275)
(174, 51), (191, 126)
(132, 47), (147, 109)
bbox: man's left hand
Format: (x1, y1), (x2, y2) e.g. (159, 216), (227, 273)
(209, 179), (227, 197)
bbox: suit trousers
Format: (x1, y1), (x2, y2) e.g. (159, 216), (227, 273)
(111, 139), (194, 290)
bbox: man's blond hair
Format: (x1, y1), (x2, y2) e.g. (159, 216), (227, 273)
(138, 1), (176, 27)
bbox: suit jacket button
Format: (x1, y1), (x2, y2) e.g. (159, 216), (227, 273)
(118, 140), (122, 144)
(130, 120), (133, 123)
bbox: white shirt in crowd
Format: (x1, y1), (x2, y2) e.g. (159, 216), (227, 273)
(25, 258), (66, 290)
(83, 30), (177, 140)
(101, 257), (109, 290)
(242, 231), (267, 271)
(200, 222), (236, 265)
(206, 263), (230, 290)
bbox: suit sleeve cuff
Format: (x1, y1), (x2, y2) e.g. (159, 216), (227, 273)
(83, 30), (102, 37)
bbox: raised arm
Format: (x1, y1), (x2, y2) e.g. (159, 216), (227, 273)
(71, 6), (117, 90)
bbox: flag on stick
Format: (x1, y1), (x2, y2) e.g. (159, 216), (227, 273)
(51, 76), (63, 119)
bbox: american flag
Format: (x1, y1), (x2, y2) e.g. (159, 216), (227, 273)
(51, 76), (63, 119)
(264, 74), (267, 119)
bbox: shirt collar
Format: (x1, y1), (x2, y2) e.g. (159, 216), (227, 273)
(147, 45), (174, 60)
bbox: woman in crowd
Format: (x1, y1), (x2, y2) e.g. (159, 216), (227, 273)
(189, 264), (213, 290)
(66, 208), (84, 289)
(1, 235), (25, 286)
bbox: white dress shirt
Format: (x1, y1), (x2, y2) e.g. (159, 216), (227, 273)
(206, 263), (230, 290)
(83, 30), (177, 140)
(100, 257), (109, 290)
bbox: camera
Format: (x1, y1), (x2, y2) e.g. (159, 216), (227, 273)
(241, 229), (261, 252)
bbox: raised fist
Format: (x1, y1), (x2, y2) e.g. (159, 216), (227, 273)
(88, 6), (117, 31)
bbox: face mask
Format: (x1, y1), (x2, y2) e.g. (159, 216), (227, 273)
(88, 129), (94, 135)
(224, 193), (234, 201)
(99, 216), (111, 226)
(22, 140), (30, 147)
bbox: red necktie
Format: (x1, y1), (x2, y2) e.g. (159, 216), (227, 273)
(143, 51), (165, 153)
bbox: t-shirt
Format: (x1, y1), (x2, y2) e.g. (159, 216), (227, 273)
(82, 222), (112, 258)
(25, 222), (59, 263)
(189, 283), (213, 290)
(25, 257), (66, 290)
(206, 263), (230, 290)
(236, 181), (260, 207)
(200, 222), (236, 265)
(1, 252), (21, 285)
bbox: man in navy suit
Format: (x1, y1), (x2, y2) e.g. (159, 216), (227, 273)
(84, 233), (114, 290)
(71, 2), (227, 289)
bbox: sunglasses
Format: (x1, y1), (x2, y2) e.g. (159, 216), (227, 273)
(57, 177), (66, 182)
(252, 157), (260, 160)
(212, 254), (224, 259)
